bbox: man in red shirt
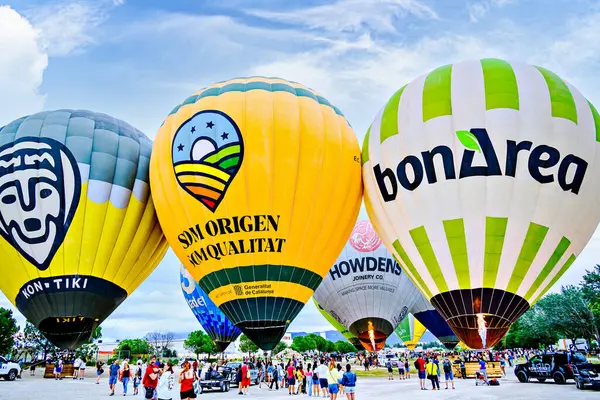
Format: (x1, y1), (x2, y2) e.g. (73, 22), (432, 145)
(415, 355), (427, 390)
(142, 356), (159, 399)
(286, 362), (296, 395)
(241, 362), (250, 395)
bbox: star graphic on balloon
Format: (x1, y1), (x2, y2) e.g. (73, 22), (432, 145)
(221, 132), (229, 140)
(206, 121), (215, 129)
(177, 143), (184, 152)
(190, 126), (196, 133)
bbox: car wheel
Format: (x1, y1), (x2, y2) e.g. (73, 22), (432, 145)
(516, 371), (528, 383)
(575, 379), (585, 390)
(553, 372), (566, 384)
(537, 378), (546, 383)
(6, 370), (17, 381)
(225, 383), (230, 392)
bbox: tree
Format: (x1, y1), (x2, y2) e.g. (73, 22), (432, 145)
(545, 286), (598, 341)
(117, 339), (152, 356)
(239, 334), (259, 355)
(0, 308), (18, 356)
(324, 340), (336, 353)
(273, 341), (288, 355)
(306, 333), (326, 352)
(21, 322), (58, 360)
(291, 335), (317, 353)
(184, 330), (217, 358)
(334, 340), (356, 354)
(581, 265), (600, 341)
(146, 331), (175, 356)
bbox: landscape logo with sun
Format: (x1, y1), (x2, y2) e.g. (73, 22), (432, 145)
(171, 110), (244, 212)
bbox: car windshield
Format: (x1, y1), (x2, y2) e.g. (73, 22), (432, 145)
(0, 356), (6, 363)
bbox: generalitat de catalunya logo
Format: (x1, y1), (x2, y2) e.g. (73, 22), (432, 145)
(0, 137), (81, 271)
(172, 110), (244, 212)
(374, 128), (588, 201)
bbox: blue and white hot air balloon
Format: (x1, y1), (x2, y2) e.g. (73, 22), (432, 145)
(411, 292), (459, 349)
(180, 265), (241, 352)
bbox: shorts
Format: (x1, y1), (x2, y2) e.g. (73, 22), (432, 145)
(319, 378), (328, 388)
(180, 389), (196, 399)
(268, 372), (273, 379)
(345, 387), (355, 394)
(79, 367), (86, 371)
(328, 384), (339, 394)
(387, 367), (393, 373)
(288, 377), (295, 385)
(109, 375), (118, 385)
(406, 367), (410, 372)
(97, 370), (103, 376)
(445, 371), (454, 381)
(398, 368), (405, 374)
(418, 370), (426, 380)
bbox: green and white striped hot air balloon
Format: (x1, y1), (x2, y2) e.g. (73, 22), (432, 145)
(363, 58), (600, 349)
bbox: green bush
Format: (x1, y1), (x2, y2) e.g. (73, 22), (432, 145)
(86, 360), (97, 367)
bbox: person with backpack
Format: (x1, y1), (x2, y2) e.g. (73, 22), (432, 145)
(415, 355), (426, 390)
(426, 358), (440, 390)
(404, 359), (410, 379)
(385, 359), (393, 380)
(442, 357), (455, 389)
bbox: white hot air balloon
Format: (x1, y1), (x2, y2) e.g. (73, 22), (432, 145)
(313, 220), (420, 351)
(363, 58), (600, 349)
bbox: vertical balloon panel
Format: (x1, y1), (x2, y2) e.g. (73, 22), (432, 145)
(0, 110), (168, 349)
(150, 78), (362, 350)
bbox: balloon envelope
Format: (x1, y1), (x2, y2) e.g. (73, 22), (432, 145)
(0, 110), (168, 348)
(313, 298), (363, 351)
(150, 77), (362, 350)
(411, 293), (459, 349)
(394, 314), (426, 350)
(313, 220), (419, 351)
(363, 58), (600, 348)
(180, 265), (241, 352)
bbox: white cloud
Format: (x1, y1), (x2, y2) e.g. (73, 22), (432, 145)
(467, 0), (516, 22)
(0, 6), (47, 126)
(248, 0), (438, 34)
(25, 2), (108, 57)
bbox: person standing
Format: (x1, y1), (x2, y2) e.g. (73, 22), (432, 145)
(157, 363), (175, 400)
(477, 357), (489, 386)
(326, 360), (340, 400)
(442, 357), (455, 389)
(286, 361), (296, 395)
(73, 357), (81, 379)
(415, 355), (427, 390)
(270, 362), (279, 391)
(295, 365), (305, 394)
(386, 359), (393, 380)
(109, 359), (120, 396)
(79, 357), (87, 380)
(340, 364), (356, 400)
(53, 358), (63, 380)
(133, 361), (142, 396)
(142, 358), (160, 400)
(267, 361), (274, 386)
(317, 360), (329, 398)
(241, 361), (251, 395)
(426, 358), (440, 390)
(305, 364), (314, 397)
(178, 361), (196, 400)
(500, 357), (506, 376)
(404, 359), (410, 379)
(121, 361), (132, 396)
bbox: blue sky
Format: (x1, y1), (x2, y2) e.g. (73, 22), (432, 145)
(1, 0), (600, 341)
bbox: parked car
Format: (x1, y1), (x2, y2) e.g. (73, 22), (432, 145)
(383, 354), (400, 367)
(514, 352), (588, 384)
(221, 362), (259, 386)
(199, 367), (232, 393)
(0, 356), (21, 381)
(573, 361), (600, 390)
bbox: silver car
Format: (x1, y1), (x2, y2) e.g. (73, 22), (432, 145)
(222, 362), (259, 386)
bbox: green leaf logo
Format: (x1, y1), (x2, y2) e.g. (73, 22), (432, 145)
(456, 130), (481, 152)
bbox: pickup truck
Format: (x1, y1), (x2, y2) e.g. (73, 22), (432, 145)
(515, 351), (591, 384)
(0, 356), (21, 381)
(221, 362), (259, 386)
(198, 367), (232, 393)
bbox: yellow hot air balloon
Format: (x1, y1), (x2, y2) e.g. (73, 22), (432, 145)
(0, 110), (168, 349)
(150, 77), (362, 350)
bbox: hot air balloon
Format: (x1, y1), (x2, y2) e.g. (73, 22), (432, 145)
(150, 77), (362, 350)
(0, 110), (168, 349)
(394, 314), (426, 350)
(180, 265), (241, 351)
(313, 298), (364, 351)
(313, 220), (420, 351)
(363, 58), (600, 348)
(411, 293), (459, 349)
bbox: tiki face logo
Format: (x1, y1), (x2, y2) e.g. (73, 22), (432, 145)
(0, 138), (81, 270)
(349, 221), (382, 252)
(172, 110), (244, 212)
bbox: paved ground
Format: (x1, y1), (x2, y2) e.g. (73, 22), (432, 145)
(0, 367), (598, 399)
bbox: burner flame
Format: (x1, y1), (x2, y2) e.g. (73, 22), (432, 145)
(367, 321), (376, 352)
(476, 313), (487, 349)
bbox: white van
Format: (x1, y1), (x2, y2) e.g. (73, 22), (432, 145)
(0, 356), (21, 381)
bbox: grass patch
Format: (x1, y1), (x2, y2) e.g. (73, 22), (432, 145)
(354, 368), (402, 378)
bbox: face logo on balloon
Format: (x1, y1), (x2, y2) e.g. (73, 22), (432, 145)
(0, 138), (81, 271)
(349, 220), (382, 252)
(171, 110), (244, 212)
